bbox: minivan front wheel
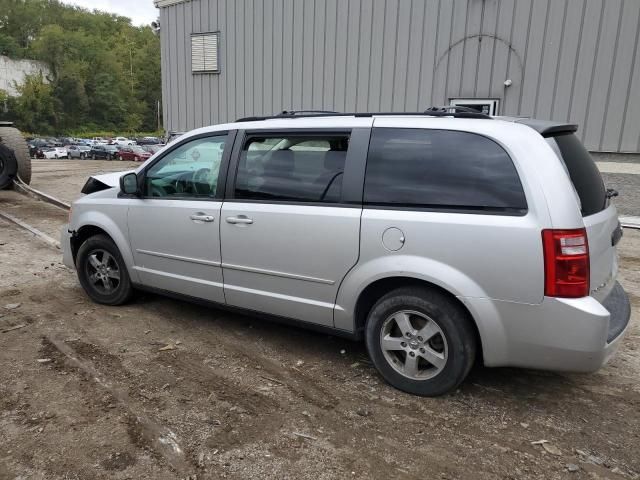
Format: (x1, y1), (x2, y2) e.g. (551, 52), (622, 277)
(365, 286), (476, 396)
(76, 234), (133, 305)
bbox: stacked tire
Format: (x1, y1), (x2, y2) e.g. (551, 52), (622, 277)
(0, 125), (31, 187)
(0, 142), (18, 189)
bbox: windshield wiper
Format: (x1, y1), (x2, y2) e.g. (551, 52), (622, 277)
(606, 188), (619, 199)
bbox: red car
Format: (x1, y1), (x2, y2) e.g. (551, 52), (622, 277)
(117, 145), (152, 162)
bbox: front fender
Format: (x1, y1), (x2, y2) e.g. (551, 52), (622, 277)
(334, 254), (490, 330)
(72, 207), (138, 284)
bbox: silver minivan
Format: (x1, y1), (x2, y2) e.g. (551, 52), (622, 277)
(62, 110), (630, 396)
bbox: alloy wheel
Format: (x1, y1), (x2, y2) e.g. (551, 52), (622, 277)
(379, 310), (448, 380)
(85, 249), (121, 295)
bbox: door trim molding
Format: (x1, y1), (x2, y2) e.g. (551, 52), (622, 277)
(221, 262), (335, 285)
(137, 249), (222, 267)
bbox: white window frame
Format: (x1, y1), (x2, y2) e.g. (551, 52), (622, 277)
(191, 31), (220, 74)
(450, 98), (500, 116)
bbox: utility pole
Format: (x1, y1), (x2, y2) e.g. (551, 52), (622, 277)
(129, 45), (134, 94)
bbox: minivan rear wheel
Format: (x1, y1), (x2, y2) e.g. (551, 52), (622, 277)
(365, 286), (476, 396)
(76, 234), (133, 305)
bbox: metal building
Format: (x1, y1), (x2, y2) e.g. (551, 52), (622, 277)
(155, 0), (640, 154)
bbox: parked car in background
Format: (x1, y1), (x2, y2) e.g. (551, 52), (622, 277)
(137, 136), (162, 145)
(141, 144), (164, 155)
(166, 131), (185, 143)
(41, 147), (68, 159)
(28, 138), (51, 157)
(89, 144), (118, 160)
(34, 147), (48, 159)
(67, 145), (92, 159)
(114, 136), (134, 147)
(117, 145), (152, 162)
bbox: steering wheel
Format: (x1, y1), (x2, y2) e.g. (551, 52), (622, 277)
(192, 168), (212, 195)
(151, 185), (167, 197)
(174, 177), (186, 194)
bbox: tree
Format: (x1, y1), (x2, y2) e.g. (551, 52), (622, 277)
(0, 33), (20, 57)
(11, 72), (57, 134)
(0, 0), (162, 134)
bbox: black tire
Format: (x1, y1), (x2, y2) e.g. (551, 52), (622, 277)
(0, 126), (31, 184)
(364, 286), (477, 397)
(76, 234), (133, 306)
(0, 142), (18, 189)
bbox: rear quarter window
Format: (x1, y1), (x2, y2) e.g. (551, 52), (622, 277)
(364, 128), (527, 214)
(546, 133), (606, 217)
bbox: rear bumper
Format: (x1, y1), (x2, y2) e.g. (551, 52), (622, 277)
(603, 282), (630, 342)
(464, 281), (631, 372)
(61, 225), (75, 270)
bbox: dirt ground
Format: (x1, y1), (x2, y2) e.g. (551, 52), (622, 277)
(1, 160), (639, 480)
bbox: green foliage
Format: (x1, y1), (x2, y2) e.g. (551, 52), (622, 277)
(10, 72), (57, 134)
(0, 33), (21, 57)
(64, 129), (164, 139)
(0, 0), (161, 134)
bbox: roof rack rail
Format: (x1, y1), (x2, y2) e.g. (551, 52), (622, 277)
(425, 105), (492, 118)
(235, 110), (339, 122)
(235, 107), (493, 122)
(278, 110), (340, 116)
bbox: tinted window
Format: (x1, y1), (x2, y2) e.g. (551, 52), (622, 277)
(235, 135), (349, 203)
(546, 133), (606, 217)
(364, 128), (527, 213)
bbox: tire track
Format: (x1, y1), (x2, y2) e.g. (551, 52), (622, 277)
(41, 335), (196, 475)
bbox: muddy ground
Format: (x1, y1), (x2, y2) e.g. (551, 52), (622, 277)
(0, 160), (639, 480)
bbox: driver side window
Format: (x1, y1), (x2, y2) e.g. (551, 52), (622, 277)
(144, 134), (228, 198)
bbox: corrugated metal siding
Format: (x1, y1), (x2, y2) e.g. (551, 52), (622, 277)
(160, 0), (640, 153)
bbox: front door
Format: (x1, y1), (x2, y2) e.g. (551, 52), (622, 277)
(220, 130), (364, 327)
(127, 133), (230, 302)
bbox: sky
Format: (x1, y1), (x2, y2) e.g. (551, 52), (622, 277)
(61, 0), (158, 26)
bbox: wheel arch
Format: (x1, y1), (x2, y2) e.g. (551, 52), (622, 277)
(350, 276), (484, 363)
(71, 225), (111, 263)
(71, 213), (137, 283)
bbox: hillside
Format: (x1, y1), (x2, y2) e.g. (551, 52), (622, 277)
(0, 0), (161, 134)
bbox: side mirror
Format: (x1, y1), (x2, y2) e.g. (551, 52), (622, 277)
(120, 172), (140, 196)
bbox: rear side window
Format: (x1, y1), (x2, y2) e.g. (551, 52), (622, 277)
(235, 134), (349, 203)
(546, 133), (606, 217)
(364, 128), (527, 214)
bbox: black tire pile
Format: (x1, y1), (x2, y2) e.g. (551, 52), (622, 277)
(0, 142), (18, 190)
(0, 126), (32, 190)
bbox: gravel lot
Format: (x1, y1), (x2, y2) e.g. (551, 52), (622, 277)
(601, 172), (640, 217)
(0, 160), (639, 480)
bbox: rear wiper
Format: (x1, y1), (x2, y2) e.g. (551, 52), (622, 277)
(606, 188), (619, 199)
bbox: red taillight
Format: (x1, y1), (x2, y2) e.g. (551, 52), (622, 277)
(542, 228), (589, 298)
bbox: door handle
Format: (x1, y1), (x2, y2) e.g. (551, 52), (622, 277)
(190, 213), (215, 223)
(226, 215), (254, 225)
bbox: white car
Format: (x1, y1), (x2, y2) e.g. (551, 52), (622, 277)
(42, 147), (67, 159)
(114, 137), (134, 147)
